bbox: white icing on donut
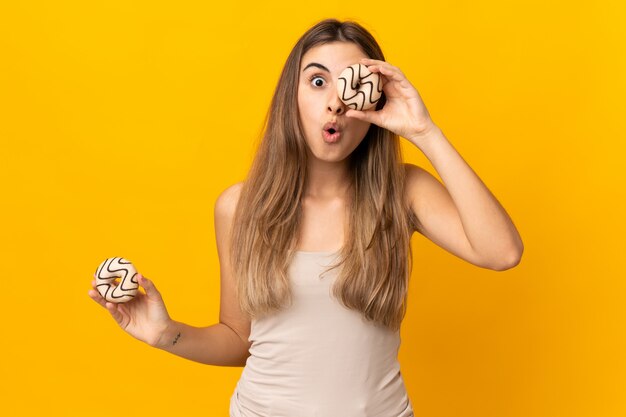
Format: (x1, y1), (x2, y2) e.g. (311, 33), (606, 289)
(337, 63), (383, 111)
(95, 257), (139, 303)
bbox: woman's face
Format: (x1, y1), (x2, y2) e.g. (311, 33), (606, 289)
(297, 41), (371, 162)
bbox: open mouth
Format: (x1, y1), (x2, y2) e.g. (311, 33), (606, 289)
(322, 128), (341, 143)
(322, 122), (342, 143)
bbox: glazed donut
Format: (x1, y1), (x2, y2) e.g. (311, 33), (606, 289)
(337, 63), (383, 111)
(95, 257), (139, 303)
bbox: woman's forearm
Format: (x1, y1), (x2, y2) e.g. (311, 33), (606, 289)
(154, 320), (250, 367)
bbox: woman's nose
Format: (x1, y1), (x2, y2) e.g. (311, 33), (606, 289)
(327, 92), (346, 115)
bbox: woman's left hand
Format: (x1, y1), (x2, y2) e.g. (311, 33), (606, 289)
(345, 58), (436, 142)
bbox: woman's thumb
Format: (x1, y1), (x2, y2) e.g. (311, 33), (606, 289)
(138, 273), (161, 299)
(346, 108), (379, 125)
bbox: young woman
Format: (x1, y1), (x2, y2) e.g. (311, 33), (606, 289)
(89, 18), (523, 417)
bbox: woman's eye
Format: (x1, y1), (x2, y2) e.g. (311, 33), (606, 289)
(310, 76), (325, 87)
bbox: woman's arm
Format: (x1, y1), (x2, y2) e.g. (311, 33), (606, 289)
(347, 58), (523, 270)
(154, 183), (252, 366)
(88, 183), (252, 366)
(158, 182), (253, 366)
(406, 125), (524, 270)
(154, 320), (250, 367)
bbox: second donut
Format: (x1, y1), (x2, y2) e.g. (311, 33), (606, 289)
(95, 257), (139, 303)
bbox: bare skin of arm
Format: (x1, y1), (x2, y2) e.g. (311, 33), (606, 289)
(88, 182), (252, 367)
(348, 58), (523, 270)
(153, 182), (252, 366)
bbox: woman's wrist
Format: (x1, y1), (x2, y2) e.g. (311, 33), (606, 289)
(407, 120), (439, 146)
(153, 318), (180, 350)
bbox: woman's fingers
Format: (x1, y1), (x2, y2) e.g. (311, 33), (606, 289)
(89, 287), (123, 322)
(89, 275), (123, 313)
(360, 57), (399, 73)
(368, 65), (406, 83)
(105, 302), (125, 325)
(360, 58), (406, 83)
(360, 57), (381, 65)
(345, 108), (384, 127)
(88, 282), (108, 308)
(138, 274), (162, 302)
(89, 273), (135, 332)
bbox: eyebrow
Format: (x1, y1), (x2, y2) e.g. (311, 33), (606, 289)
(302, 62), (330, 73)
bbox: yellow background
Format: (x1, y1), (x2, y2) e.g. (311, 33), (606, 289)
(1, 0), (624, 416)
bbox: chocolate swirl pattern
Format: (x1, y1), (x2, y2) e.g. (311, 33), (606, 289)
(337, 63), (383, 111)
(95, 257), (139, 303)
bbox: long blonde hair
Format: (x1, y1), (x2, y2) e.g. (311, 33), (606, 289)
(230, 18), (419, 332)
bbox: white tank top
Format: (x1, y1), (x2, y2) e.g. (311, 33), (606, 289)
(229, 250), (414, 417)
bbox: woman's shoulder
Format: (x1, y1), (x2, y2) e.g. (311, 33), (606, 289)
(402, 162), (423, 205)
(215, 181), (245, 217)
(402, 162), (426, 178)
(403, 162), (436, 200)
(402, 162), (436, 233)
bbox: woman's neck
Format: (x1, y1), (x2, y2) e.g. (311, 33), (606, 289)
(304, 159), (352, 200)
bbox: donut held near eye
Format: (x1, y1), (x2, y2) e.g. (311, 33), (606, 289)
(337, 63), (383, 111)
(95, 257), (140, 303)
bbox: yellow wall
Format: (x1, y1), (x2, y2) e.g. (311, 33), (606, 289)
(1, 1), (624, 416)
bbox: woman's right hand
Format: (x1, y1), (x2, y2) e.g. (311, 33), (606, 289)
(88, 273), (172, 348)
